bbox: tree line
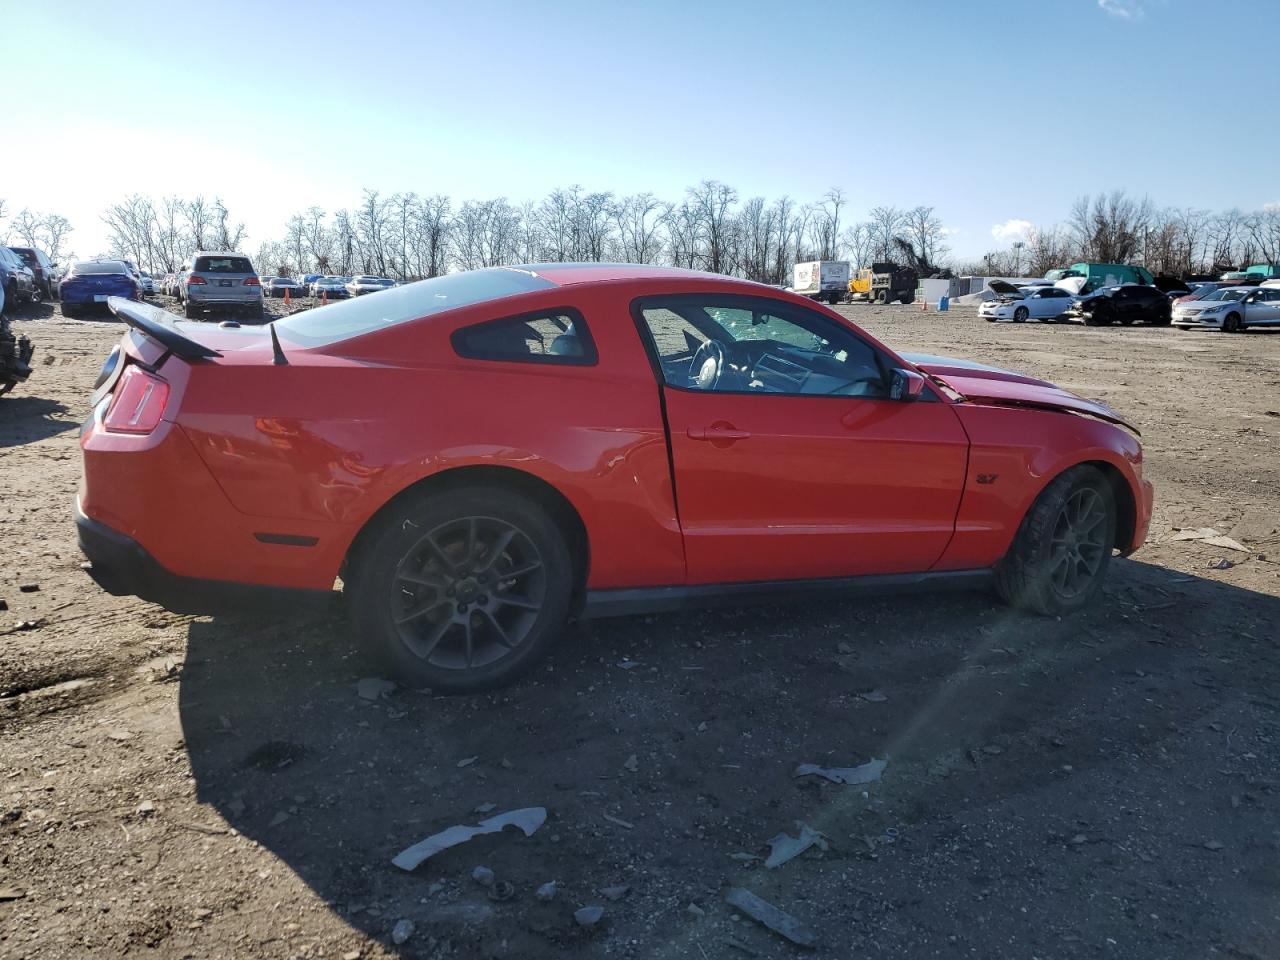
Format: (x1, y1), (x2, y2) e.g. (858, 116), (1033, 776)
(0, 199), (74, 263)
(93, 184), (950, 283)
(6, 188), (1279, 282)
(963, 193), (1280, 279)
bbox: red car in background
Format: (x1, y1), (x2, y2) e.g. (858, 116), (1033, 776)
(77, 264), (1153, 691)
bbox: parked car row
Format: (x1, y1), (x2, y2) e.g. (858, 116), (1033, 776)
(147, 265), (398, 306)
(0, 247), (39, 306)
(6, 246), (59, 301)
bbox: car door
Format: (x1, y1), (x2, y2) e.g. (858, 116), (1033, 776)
(635, 294), (970, 585)
(1028, 289), (1062, 319)
(1247, 289), (1280, 325)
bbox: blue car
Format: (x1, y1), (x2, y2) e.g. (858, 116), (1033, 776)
(60, 260), (140, 318)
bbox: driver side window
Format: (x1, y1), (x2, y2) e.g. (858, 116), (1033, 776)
(636, 296), (889, 398)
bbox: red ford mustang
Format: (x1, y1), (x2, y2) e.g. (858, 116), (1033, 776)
(78, 264), (1153, 691)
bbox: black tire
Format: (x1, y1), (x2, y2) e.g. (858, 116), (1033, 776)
(347, 486), (574, 693)
(995, 465), (1117, 617)
(1083, 303), (1112, 327)
(900, 294), (915, 305)
(1118, 314), (1134, 325)
(1013, 306), (1029, 323)
(62, 304), (78, 319)
(1151, 305), (1172, 326)
(1223, 311), (1243, 333)
(876, 290), (888, 304)
(184, 302), (199, 319)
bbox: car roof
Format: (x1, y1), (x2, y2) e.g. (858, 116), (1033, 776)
(508, 262), (755, 287)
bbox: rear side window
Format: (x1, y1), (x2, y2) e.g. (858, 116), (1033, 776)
(194, 256), (253, 273)
(452, 309), (596, 365)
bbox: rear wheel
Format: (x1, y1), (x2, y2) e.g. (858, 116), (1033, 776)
(900, 293), (914, 305)
(995, 465), (1116, 616)
(876, 290), (888, 304)
(184, 302), (199, 319)
(1223, 311), (1243, 333)
(347, 487), (574, 693)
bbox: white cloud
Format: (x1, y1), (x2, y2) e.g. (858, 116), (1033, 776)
(1098, 0), (1145, 19)
(940, 226), (961, 237)
(991, 219), (1033, 244)
(1264, 201), (1280, 213)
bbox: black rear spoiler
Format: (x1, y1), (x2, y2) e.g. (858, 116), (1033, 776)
(108, 297), (222, 360)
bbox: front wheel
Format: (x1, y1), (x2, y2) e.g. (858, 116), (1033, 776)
(1013, 306), (1029, 323)
(346, 487), (574, 693)
(1223, 312), (1243, 333)
(995, 465), (1116, 617)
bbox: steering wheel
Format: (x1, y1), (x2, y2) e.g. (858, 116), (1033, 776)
(688, 339), (727, 390)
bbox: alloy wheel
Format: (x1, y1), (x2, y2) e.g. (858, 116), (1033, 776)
(389, 516), (546, 670)
(1047, 488), (1110, 599)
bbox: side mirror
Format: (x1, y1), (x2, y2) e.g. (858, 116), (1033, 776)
(890, 368), (927, 402)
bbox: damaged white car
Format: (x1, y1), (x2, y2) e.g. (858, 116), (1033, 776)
(979, 281), (1076, 323)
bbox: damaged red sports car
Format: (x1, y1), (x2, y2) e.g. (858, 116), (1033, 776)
(78, 264), (1153, 691)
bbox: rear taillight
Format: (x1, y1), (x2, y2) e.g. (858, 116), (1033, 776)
(243, 276), (261, 286)
(186, 275), (207, 285)
(103, 366), (170, 434)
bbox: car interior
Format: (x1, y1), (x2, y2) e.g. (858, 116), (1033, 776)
(640, 301), (888, 397)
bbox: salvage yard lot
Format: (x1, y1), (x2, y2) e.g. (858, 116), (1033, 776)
(1, 300), (1278, 959)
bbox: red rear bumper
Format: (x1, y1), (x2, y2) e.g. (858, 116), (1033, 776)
(79, 409), (349, 596)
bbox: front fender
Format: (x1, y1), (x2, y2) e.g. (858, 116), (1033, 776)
(935, 404), (1149, 570)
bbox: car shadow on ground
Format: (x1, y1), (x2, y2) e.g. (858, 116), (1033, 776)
(6, 301), (57, 321)
(0, 396), (78, 447)
(179, 558), (1280, 956)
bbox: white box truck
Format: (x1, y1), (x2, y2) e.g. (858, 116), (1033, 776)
(792, 261), (850, 304)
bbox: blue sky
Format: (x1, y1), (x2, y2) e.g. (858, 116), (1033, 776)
(7, 0), (1275, 260)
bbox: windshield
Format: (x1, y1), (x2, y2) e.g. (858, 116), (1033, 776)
(1203, 289), (1250, 302)
(275, 267), (555, 347)
(71, 260), (127, 275)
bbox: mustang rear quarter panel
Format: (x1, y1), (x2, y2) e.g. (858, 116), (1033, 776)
(179, 286), (686, 590)
(79, 418), (344, 588)
(936, 404), (1149, 569)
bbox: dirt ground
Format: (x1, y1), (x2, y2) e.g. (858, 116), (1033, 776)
(2, 295), (1279, 960)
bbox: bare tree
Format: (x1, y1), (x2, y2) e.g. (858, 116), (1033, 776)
(211, 199), (246, 251)
(1068, 191), (1153, 263)
(41, 214), (73, 263)
(807, 188), (846, 260)
(686, 180), (739, 274)
(614, 193), (664, 264)
(867, 206), (905, 262)
(901, 206), (949, 271)
(841, 222), (873, 271)
(184, 197), (213, 253)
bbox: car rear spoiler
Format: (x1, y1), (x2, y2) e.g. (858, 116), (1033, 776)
(107, 297), (222, 360)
